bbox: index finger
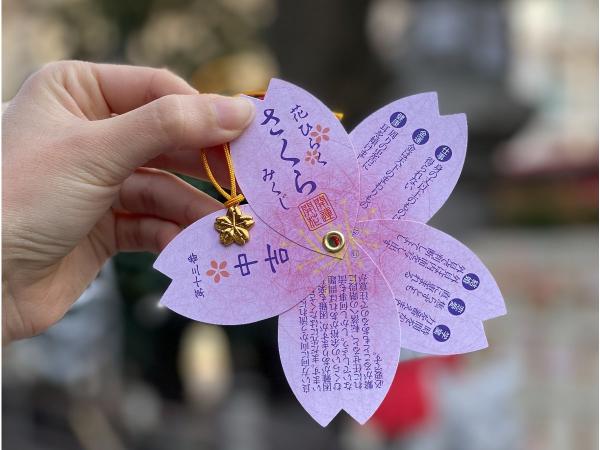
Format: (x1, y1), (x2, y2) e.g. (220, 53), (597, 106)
(92, 63), (198, 114)
(146, 146), (232, 189)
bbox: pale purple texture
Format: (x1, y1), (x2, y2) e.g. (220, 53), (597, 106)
(354, 219), (506, 354)
(153, 79), (506, 426)
(231, 79), (359, 259)
(154, 205), (334, 325)
(278, 244), (400, 426)
(350, 92), (467, 223)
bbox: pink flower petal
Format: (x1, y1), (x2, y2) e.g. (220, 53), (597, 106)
(322, 127), (330, 134)
(349, 92), (467, 223)
(153, 204), (339, 326)
(214, 274), (220, 283)
(219, 261), (227, 269)
(316, 124), (322, 132)
(221, 270), (230, 277)
(277, 249), (400, 426)
(206, 269), (216, 276)
(228, 78), (359, 258)
(210, 260), (218, 269)
(322, 135), (329, 141)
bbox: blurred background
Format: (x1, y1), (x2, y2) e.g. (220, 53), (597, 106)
(2, 0), (598, 449)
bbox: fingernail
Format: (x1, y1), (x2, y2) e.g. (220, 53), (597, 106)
(210, 95), (255, 130)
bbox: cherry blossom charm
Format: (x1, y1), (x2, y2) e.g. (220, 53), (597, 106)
(214, 206), (255, 246)
(153, 79), (506, 426)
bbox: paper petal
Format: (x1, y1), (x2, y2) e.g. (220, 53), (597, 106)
(154, 205), (343, 325)
(231, 79), (359, 259)
(354, 219), (506, 355)
(278, 240), (401, 426)
(350, 92), (467, 223)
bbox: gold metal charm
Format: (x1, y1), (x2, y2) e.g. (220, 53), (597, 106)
(214, 206), (255, 246)
(323, 230), (345, 253)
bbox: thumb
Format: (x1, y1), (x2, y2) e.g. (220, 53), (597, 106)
(82, 93), (255, 184)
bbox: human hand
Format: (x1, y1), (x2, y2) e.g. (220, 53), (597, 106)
(2, 61), (255, 343)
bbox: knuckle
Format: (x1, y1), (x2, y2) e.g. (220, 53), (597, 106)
(38, 60), (68, 76)
(27, 60), (90, 89)
(138, 183), (158, 215)
(201, 93), (220, 123)
(151, 94), (186, 147)
(145, 68), (175, 103)
(156, 67), (176, 81)
(38, 60), (86, 78)
(191, 94), (222, 135)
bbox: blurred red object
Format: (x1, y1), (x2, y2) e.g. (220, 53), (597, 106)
(370, 356), (462, 438)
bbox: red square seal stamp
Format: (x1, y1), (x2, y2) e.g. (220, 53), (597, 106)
(298, 193), (337, 231)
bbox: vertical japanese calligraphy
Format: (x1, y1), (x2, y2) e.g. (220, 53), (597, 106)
(260, 107), (318, 205)
(297, 273), (381, 393)
(350, 92), (467, 223)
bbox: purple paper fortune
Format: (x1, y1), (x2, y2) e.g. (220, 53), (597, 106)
(153, 79), (506, 426)
(350, 92), (467, 223)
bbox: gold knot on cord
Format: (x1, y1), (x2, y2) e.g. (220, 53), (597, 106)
(223, 194), (245, 208)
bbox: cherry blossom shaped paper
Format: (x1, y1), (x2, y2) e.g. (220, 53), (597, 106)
(153, 79), (506, 426)
(154, 205), (334, 325)
(348, 92), (505, 355)
(350, 92), (467, 223)
(232, 79), (359, 259)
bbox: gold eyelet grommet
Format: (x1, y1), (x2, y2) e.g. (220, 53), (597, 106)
(323, 230), (345, 253)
